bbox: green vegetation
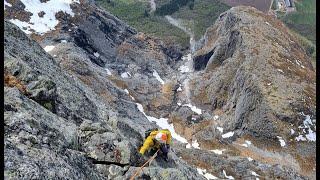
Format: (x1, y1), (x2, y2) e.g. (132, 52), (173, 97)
(281, 0), (316, 44)
(171, 0), (230, 40)
(288, 28), (316, 67)
(278, 0), (316, 65)
(96, 0), (230, 47)
(154, 0), (194, 16)
(96, 0), (190, 47)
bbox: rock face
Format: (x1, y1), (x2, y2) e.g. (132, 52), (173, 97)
(192, 6), (316, 141)
(188, 6), (316, 179)
(4, 1), (316, 180)
(4, 11), (203, 180)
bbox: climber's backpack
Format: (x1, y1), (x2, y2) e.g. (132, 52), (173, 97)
(144, 128), (158, 139)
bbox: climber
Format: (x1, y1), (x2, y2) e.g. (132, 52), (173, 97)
(139, 129), (172, 162)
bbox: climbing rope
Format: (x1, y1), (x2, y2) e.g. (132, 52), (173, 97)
(129, 149), (160, 180)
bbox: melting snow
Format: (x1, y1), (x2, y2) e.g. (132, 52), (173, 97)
(277, 69), (284, 73)
(152, 70), (164, 85)
(93, 52), (100, 57)
(241, 144), (248, 147)
(179, 65), (190, 73)
(9, 0), (79, 35)
(217, 127), (223, 133)
(197, 168), (218, 180)
(223, 170), (234, 179)
(222, 131), (234, 138)
(105, 68), (112, 76)
(295, 135), (306, 141)
(251, 171), (260, 177)
(182, 104), (202, 115)
(277, 136), (286, 147)
(4, 0), (12, 9)
(121, 72), (130, 78)
(44, 45), (55, 52)
(191, 139), (200, 149)
(210, 149), (224, 155)
(241, 140), (252, 147)
(182, 53), (192, 61)
(136, 103), (188, 143)
(295, 114), (316, 142)
(9, 19), (32, 34)
(305, 130), (316, 141)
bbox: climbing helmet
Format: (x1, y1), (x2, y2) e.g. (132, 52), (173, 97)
(155, 132), (167, 144)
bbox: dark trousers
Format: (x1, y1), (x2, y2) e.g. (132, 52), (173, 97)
(149, 144), (169, 159)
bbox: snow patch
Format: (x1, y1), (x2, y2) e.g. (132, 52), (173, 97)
(295, 135), (306, 141)
(4, 0), (12, 9)
(241, 140), (252, 147)
(213, 115), (219, 120)
(94, 52), (100, 57)
(177, 86), (183, 92)
(217, 127), (223, 133)
(210, 149), (224, 155)
(136, 103), (188, 143)
(222, 131), (234, 138)
(186, 143), (191, 149)
(152, 70), (164, 84)
(179, 65), (190, 73)
(9, 0), (79, 35)
(295, 114), (316, 142)
(121, 72), (130, 78)
(197, 168), (218, 180)
(223, 170), (234, 179)
(241, 144), (248, 147)
(182, 104), (202, 115)
(247, 157), (253, 161)
(123, 89), (129, 94)
(9, 19), (33, 34)
(277, 69), (284, 73)
(251, 171), (260, 177)
(290, 129), (295, 135)
(177, 102), (182, 106)
(191, 139), (200, 149)
(277, 136), (286, 147)
(44, 45), (55, 52)
(105, 68), (112, 76)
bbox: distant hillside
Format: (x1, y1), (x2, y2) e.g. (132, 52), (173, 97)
(96, 0), (230, 48)
(272, 0), (316, 65)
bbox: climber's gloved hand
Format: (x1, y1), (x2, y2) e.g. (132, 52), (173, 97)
(135, 152), (146, 166)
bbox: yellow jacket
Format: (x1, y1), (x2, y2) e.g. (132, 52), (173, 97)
(139, 129), (172, 155)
